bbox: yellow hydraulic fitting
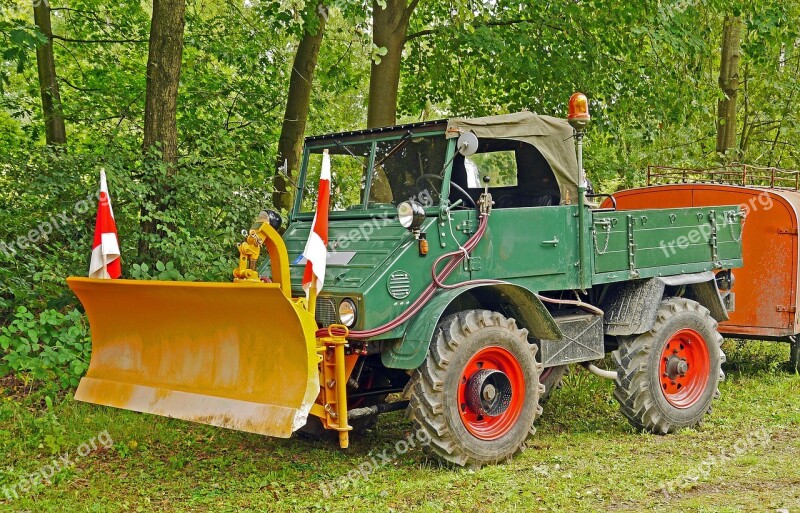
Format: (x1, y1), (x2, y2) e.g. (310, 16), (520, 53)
(316, 324), (353, 449)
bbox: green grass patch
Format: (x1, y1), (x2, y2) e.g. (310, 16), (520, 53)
(1, 356), (799, 512)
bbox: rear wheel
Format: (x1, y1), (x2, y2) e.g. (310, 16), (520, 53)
(409, 310), (544, 467)
(612, 297), (725, 434)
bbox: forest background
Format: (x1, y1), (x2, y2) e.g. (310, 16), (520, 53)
(1, 0), (798, 389)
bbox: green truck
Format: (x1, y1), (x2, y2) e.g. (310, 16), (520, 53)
(70, 105), (744, 468)
(270, 110), (742, 465)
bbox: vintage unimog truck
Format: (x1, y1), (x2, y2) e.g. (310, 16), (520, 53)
(68, 95), (743, 467)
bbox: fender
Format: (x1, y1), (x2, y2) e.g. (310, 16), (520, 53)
(660, 271), (729, 321)
(380, 283), (563, 370)
(602, 272), (729, 337)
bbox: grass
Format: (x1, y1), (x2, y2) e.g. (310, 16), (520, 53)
(0, 340), (798, 512)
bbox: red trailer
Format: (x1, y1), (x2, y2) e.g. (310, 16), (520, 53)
(603, 165), (800, 368)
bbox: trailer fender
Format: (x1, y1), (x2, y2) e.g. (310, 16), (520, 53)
(381, 283), (563, 370)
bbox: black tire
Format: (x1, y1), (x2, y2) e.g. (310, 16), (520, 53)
(538, 365), (568, 403)
(789, 337), (800, 373)
(408, 309), (544, 467)
(612, 297), (725, 434)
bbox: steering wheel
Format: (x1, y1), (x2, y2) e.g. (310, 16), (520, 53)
(416, 174), (477, 208)
(416, 173), (443, 193)
(495, 195), (516, 209)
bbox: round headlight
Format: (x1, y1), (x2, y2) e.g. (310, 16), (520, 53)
(338, 298), (357, 327)
(397, 200), (425, 230)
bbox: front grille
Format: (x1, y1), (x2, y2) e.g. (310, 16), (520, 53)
(315, 297), (337, 327)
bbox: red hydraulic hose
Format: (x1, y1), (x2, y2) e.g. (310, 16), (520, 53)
(317, 213), (490, 339)
(316, 212), (604, 340)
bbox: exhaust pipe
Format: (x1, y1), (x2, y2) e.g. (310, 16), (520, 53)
(581, 361), (617, 380)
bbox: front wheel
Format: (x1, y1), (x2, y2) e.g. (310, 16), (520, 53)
(408, 310), (544, 467)
(612, 297), (725, 434)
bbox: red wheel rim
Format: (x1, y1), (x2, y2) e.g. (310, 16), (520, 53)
(457, 346), (525, 440)
(659, 328), (710, 408)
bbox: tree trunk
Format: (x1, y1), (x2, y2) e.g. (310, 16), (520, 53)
(139, 0), (186, 257)
(142, 0), (185, 165)
(272, 8), (328, 214)
(33, 1), (66, 145)
(716, 14), (742, 158)
(367, 0), (417, 128)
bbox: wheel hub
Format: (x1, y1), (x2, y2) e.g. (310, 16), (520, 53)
(466, 369), (512, 417)
(659, 328), (711, 408)
(664, 355), (689, 379)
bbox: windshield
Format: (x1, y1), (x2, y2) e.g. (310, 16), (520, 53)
(299, 131), (448, 213)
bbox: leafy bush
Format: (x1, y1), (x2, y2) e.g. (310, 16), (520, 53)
(0, 306), (90, 391)
(721, 339), (790, 374)
(129, 260), (198, 281)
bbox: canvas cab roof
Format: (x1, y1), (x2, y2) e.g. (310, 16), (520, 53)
(305, 111), (580, 201)
(446, 112), (580, 202)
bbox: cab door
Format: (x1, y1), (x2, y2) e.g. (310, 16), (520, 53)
(474, 206), (569, 279)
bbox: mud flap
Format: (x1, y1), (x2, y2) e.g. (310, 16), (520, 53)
(68, 277), (319, 437)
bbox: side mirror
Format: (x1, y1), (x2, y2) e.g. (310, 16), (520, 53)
(256, 209), (283, 231)
(457, 132), (479, 156)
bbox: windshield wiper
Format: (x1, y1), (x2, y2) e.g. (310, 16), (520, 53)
(373, 130), (413, 170)
(333, 138), (361, 161)
(332, 138), (370, 178)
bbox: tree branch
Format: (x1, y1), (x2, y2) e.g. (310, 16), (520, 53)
(406, 28), (435, 41)
(406, 18), (563, 42)
(53, 40), (87, 81)
(51, 34), (147, 44)
(59, 76), (101, 92)
(50, 7), (101, 15)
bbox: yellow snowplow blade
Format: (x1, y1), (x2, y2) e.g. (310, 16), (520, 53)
(68, 277), (319, 438)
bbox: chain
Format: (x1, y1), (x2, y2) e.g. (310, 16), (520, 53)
(593, 221), (612, 255)
(729, 210), (745, 243)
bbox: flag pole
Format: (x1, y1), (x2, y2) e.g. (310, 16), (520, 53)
(302, 148), (329, 319)
(308, 283), (317, 318)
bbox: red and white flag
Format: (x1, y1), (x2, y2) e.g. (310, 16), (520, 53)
(301, 150), (330, 298)
(88, 169), (121, 279)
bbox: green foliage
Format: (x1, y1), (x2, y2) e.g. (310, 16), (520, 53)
(3, 0), (800, 395)
(129, 260), (199, 281)
(35, 408), (68, 456)
(0, 18), (45, 92)
(0, 307), (90, 392)
(400, 0), (800, 189)
(722, 339), (790, 374)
